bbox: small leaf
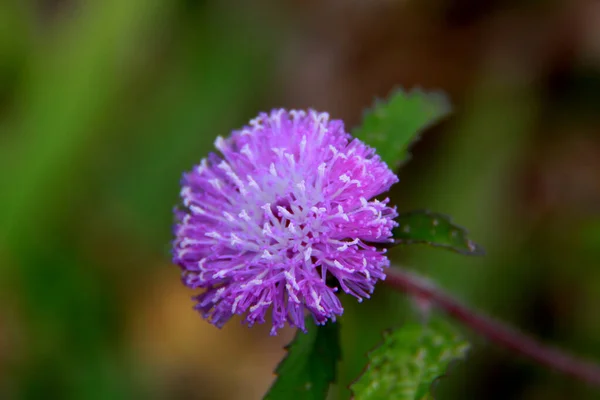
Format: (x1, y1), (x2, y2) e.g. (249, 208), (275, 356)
(393, 210), (485, 256)
(353, 88), (451, 169)
(351, 320), (469, 400)
(264, 317), (341, 400)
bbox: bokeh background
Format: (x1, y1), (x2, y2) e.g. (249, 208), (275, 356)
(1, 0), (599, 399)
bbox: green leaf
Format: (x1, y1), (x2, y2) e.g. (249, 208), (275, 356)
(353, 88), (451, 169)
(351, 320), (469, 400)
(393, 210), (485, 256)
(264, 317), (341, 400)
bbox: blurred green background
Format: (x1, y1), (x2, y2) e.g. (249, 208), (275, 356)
(1, 1), (599, 399)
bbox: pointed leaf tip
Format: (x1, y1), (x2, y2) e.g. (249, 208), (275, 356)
(393, 210), (485, 256)
(353, 88), (451, 170)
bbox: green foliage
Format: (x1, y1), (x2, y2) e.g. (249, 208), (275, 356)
(265, 318), (341, 400)
(353, 88), (451, 170)
(0, 3), (276, 398)
(351, 320), (469, 400)
(393, 210), (485, 256)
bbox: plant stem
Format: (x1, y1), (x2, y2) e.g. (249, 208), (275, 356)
(384, 267), (600, 387)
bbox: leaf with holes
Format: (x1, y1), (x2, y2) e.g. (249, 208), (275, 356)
(353, 88), (451, 170)
(351, 320), (469, 400)
(393, 210), (485, 256)
(264, 317), (341, 400)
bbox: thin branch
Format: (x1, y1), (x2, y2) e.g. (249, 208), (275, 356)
(384, 267), (600, 387)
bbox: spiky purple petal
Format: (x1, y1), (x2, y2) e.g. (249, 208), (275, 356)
(173, 109), (398, 334)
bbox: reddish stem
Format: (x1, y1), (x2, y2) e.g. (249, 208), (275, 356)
(384, 267), (600, 387)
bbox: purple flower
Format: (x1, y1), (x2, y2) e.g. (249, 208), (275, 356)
(173, 109), (398, 334)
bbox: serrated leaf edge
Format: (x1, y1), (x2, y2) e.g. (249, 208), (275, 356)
(349, 322), (470, 400)
(355, 86), (452, 169)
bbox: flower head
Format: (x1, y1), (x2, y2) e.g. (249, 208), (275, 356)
(173, 109), (398, 334)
